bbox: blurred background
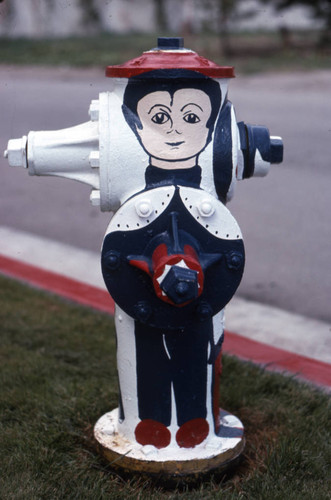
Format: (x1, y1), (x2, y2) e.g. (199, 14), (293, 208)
(0, 0), (330, 69)
(0, 0), (330, 324)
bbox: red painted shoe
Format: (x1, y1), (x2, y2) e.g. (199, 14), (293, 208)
(176, 418), (209, 448)
(135, 419), (171, 449)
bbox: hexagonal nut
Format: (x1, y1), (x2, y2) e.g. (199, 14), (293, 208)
(270, 136), (283, 164)
(161, 265), (198, 305)
(226, 251), (244, 271)
(134, 300), (152, 322)
(90, 189), (101, 206)
(5, 136), (28, 168)
(88, 99), (100, 121)
(89, 150), (100, 168)
(196, 300), (213, 321)
(103, 250), (121, 271)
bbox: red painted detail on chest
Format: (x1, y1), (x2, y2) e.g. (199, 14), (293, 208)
(106, 50), (235, 79)
(128, 258), (151, 275)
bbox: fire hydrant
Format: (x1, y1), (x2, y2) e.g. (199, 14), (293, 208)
(5, 37), (283, 479)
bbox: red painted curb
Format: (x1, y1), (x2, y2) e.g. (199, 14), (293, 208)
(223, 331), (331, 388)
(0, 253), (330, 388)
(0, 254), (114, 315)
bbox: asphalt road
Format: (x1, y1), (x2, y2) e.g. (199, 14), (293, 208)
(0, 65), (330, 323)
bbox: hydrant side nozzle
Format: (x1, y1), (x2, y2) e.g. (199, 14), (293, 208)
(5, 136), (28, 169)
(238, 122), (283, 179)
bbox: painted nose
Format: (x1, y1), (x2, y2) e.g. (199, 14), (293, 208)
(167, 128), (182, 135)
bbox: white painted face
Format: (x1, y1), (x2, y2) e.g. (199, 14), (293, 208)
(136, 89), (212, 169)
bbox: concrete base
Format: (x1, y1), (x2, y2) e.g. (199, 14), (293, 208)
(94, 408), (245, 481)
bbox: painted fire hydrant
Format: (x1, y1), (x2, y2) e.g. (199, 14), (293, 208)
(5, 38), (283, 478)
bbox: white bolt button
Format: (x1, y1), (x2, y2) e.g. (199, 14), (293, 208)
(135, 200), (153, 218)
(198, 200), (215, 217)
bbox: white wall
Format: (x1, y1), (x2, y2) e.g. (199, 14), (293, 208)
(0, 0), (84, 38)
(97, 0), (156, 34)
(0, 0), (321, 38)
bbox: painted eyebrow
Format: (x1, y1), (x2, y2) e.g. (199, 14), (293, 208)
(180, 103), (203, 112)
(148, 104), (171, 115)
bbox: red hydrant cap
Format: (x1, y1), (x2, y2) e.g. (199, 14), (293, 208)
(106, 37), (235, 79)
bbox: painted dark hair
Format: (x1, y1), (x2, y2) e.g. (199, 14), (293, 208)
(122, 69), (222, 146)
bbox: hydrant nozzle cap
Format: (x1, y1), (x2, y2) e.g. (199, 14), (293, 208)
(106, 38), (235, 79)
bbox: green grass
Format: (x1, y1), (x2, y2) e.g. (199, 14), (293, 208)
(0, 31), (330, 74)
(0, 274), (330, 499)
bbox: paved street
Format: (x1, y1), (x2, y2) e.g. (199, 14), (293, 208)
(0, 66), (330, 323)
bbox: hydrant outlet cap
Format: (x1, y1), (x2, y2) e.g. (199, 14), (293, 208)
(106, 38), (235, 79)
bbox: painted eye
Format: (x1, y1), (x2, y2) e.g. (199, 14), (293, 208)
(183, 113), (200, 124)
(151, 112), (170, 124)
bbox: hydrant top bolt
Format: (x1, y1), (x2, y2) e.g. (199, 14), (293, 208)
(157, 37), (184, 50)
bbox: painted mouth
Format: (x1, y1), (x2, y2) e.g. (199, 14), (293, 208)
(166, 141), (185, 147)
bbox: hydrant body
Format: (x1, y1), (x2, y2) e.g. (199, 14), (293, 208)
(5, 38), (283, 478)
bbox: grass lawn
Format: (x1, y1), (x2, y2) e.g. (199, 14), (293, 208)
(0, 274), (330, 499)
(0, 31), (330, 74)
